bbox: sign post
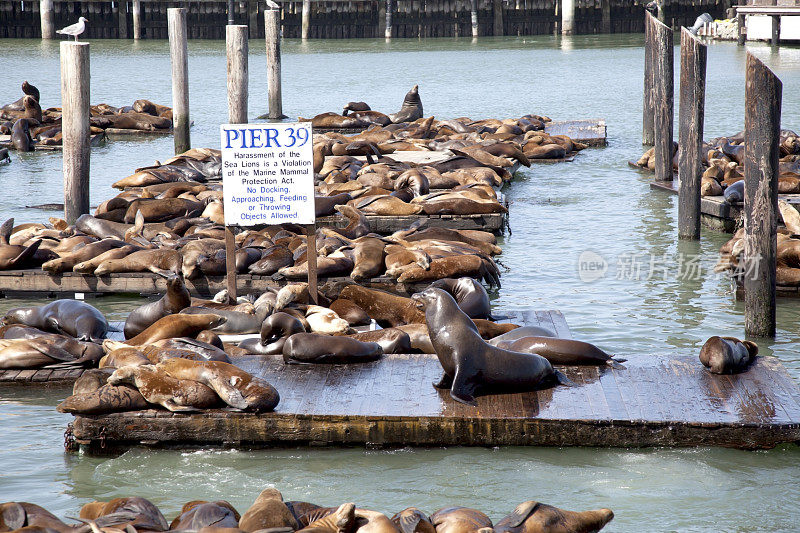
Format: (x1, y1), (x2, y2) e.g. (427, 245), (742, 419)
(220, 122), (316, 303)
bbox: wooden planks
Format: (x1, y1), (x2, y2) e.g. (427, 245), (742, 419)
(0, 367), (84, 385)
(316, 212), (507, 234)
(69, 310), (800, 451)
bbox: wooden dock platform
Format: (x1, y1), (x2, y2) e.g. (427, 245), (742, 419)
(0, 367), (85, 386)
(650, 180), (741, 232)
(317, 212), (508, 234)
(67, 310), (800, 451)
(0, 269), (435, 298)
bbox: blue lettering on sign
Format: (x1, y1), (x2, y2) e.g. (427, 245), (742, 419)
(222, 126), (310, 149)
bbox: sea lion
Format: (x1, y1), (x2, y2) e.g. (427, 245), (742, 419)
(170, 501), (241, 531)
(430, 507), (492, 533)
(699, 336), (758, 374)
(71, 367), (115, 395)
(75, 214), (132, 240)
(395, 324), (434, 353)
(347, 328), (412, 354)
(329, 299), (371, 326)
(56, 383), (149, 414)
(305, 306), (351, 334)
(282, 333), (383, 364)
(486, 326), (555, 344)
(77, 497), (169, 531)
(391, 508), (436, 533)
(349, 236), (386, 281)
(238, 489), (298, 532)
(342, 101), (371, 115)
(724, 180), (744, 204)
(108, 364), (222, 412)
(413, 288), (571, 406)
(94, 248), (182, 277)
(10, 118), (34, 152)
(340, 285), (425, 327)
(156, 358), (280, 412)
(333, 204), (370, 239)
(296, 503), (357, 533)
(493, 501), (614, 533)
(389, 85), (423, 124)
(124, 274), (192, 338)
(238, 312), (305, 355)
(124, 313), (226, 345)
(0, 502), (71, 533)
(41, 239), (129, 274)
(494, 337), (625, 368)
(428, 277), (491, 319)
(2, 299), (109, 342)
(99, 346), (152, 368)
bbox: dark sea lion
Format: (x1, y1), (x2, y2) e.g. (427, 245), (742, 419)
(389, 85), (423, 124)
(329, 298), (371, 326)
(282, 333), (383, 364)
(2, 299), (109, 342)
(0, 147), (9, 163)
(21, 95), (42, 123)
(75, 214), (132, 240)
(157, 358), (280, 412)
(247, 245), (294, 275)
(0, 327), (103, 368)
(347, 328), (411, 354)
(391, 508), (436, 533)
(56, 383), (149, 414)
(71, 367), (115, 395)
(10, 118), (34, 152)
(333, 204), (370, 239)
(430, 507), (492, 533)
(494, 337), (625, 368)
(108, 364), (222, 412)
(724, 180), (744, 204)
(0, 502), (71, 533)
(78, 497), (169, 531)
(428, 277), (491, 319)
(413, 288), (571, 406)
(2, 81), (40, 112)
(238, 312), (305, 355)
(124, 274), (191, 339)
(238, 489), (298, 532)
(315, 193), (352, 217)
(699, 336), (758, 374)
(494, 500), (614, 533)
(486, 325), (555, 344)
(170, 501), (240, 531)
(124, 313), (226, 345)
(342, 101), (371, 115)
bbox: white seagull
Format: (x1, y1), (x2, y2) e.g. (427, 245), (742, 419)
(56, 17), (88, 41)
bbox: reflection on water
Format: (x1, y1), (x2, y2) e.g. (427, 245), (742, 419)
(1, 34), (800, 531)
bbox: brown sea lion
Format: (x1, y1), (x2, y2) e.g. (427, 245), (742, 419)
(699, 336), (758, 374)
(333, 204), (370, 239)
(282, 333), (383, 364)
(413, 288), (571, 405)
(93, 248), (182, 277)
(2, 299), (109, 342)
(77, 497), (169, 531)
(56, 383), (149, 414)
(389, 85), (423, 124)
(41, 239), (129, 274)
(238, 489), (298, 532)
(156, 358), (280, 412)
(99, 346), (152, 369)
(395, 324), (434, 353)
(329, 299), (371, 326)
(391, 508), (436, 533)
(170, 501), (241, 531)
(349, 237), (386, 281)
(340, 285), (425, 327)
(124, 313), (226, 345)
(493, 500), (614, 533)
(296, 503), (357, 533)
(124, 274), (192, 339)
(0, 502), (71, 533)
(430, 507), (492, 533)
(347, 328), (412, 354)
(108, 364), (222, 412)
(342, 101), (371, 114)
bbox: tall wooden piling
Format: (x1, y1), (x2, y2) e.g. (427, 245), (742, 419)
(771, 15), (780, 46)
(562, 0), (574, 35)
(385, 0), (393, 39)
(227, 0), (235, 25)
(744, 52), (781, 338)
(265, 7), (284, 119)
(60, 42), (90, 225)
(118, 0), (128, 39)
(652, 15), (673, 182)
(168, 8), (190, 154)
(471, 0), (478, 37)
(132, 0), (141, 39)
(677, 28), (706, 240)
(40, 0), (54, 39)
(226, 25), (248, 124)
(301, 0), (310, 39)
(643, 12), (655, 145)
(601, 0), (611, 33)
(493, 0), (503, 36)
(737, 12), (746, 45)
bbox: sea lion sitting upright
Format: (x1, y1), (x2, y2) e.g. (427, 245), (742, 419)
(124, 273), (192, 339)
(2, 299), (109, 343)
(11, 118), (34, 152)
(699, 336), (758, 374)
(389, 85), (423, 124)
(238, 488), (299, 532)
(412, 288), (572, 406)
(493, 500), (614, 533)
(428, 277), (491, 319)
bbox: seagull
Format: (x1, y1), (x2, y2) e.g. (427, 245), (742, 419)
(56, 17), (88, 41)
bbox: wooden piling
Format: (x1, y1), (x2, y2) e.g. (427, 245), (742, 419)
(601, 0), (611, 33)
(652, 15), (673, 182)
(301, 0), (310, 39)
(643, 12), (655, 145)
(471, 0), (478, 37)
(265, 7), (284, 119)
(132, 0), (141, 39)
(225, 227), (237, 303)
(306, 225), (318, 304)
(744, 52), (781, 338)
(493, 0), (503, 36)
(562, 0), (574, 35)
(677, 27), (706, 240)
(168, 8), (190, 155)
(737, 12), (746, 45)
(40, 0), (54, 39)
(118, 0), (128, 39)
(385, 0), (393, 39)
(226, 24), (248, 124)
(60, 42), (90, 225)
(771, 15), (780, 46)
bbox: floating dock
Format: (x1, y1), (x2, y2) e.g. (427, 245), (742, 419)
(0, 367), (85, 386)
(68, 310), (800, 451)
(0, 269), (438, 298)
(0, 133), (105, 151)
(650, 180), (741, 232)
(317, 212), (508, 234)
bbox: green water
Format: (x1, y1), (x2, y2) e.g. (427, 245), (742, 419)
(1, 34), (800, 531)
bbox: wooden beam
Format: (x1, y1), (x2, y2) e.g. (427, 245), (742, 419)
(60, 42), (91, 225)
(643, 12), (655, 145)
(652, 15), (673, 182)
(168, 8), (191, 154)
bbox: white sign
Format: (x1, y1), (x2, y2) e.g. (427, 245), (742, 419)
(220, 122), (315, 226)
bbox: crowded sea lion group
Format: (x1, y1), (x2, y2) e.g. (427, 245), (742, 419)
(0, 81), (173, 151)
(0, 491), (616, 533)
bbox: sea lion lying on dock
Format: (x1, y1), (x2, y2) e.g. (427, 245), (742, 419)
(238, 312), (306, 355)
(1, 299), (109, 343)
(238, 489), (298, 532)
(699, 336), (758, 374)
(108, 363), (222, 412)
(493, 337), (625, 368)
(169, 501), (241, 531)
(493, 500), (614, 533)
(282, 333), (383, 364)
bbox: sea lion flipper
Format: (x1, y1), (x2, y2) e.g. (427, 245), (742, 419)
(0, 218), (13, 245)
(450, 370), (477, 406)
(432, 372), (453, 389)
(1, 502), (27, 530)
(502, 501), (539, 528)
(30, 339), (76, 362)
(396, 512), (424, 533)
(161, 399), (201, 413)
(553, 369), (576, 387)
(609, 359), (626, 370)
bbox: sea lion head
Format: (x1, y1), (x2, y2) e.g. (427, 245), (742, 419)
(107, 364), (140, 386)
(1, 307), (29, 326)
(411, 287), (447, 310)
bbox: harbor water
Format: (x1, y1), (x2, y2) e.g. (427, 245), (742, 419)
(1, 34), (800, 531)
